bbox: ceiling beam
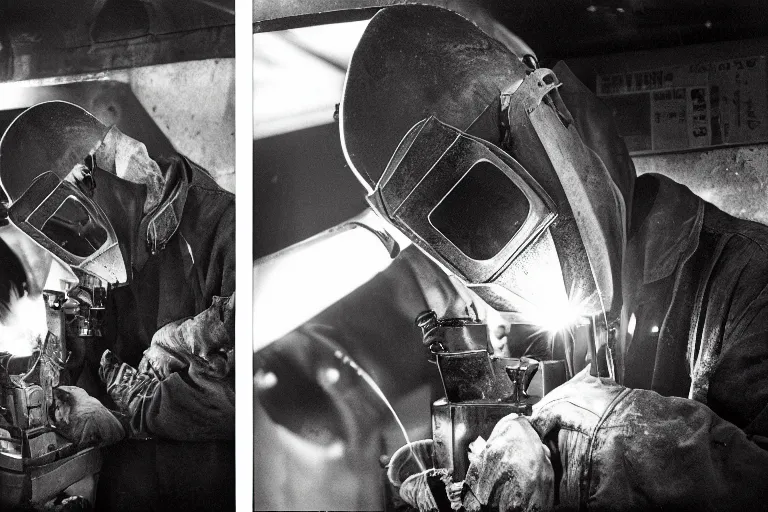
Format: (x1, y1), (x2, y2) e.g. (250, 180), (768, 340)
(0, 25), (234, 83)
(253, 0), (535, 58)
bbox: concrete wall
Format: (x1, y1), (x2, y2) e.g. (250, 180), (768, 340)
(126, 58), (236, 192)
(633, 144), (768, 226)
(0, 58), (236, 193)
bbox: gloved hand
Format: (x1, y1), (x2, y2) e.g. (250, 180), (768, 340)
(137, 343), (185, 379)
(139, 294), (235, 380)
(460, 369), (625, 511)
(100, 350), (158, 422)
(460, 369), (768, 511)
(528, 367), (626, 440)
(52, 386), (125, 449)
(386, 439), (452, 512)
(462, 415), (555, 512)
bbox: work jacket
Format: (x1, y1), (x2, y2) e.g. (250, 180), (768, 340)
(551, 171), (768, 510)
(502, 171), (768, 510)
(83, 155), (235, 512)
(619, 172), (768, 437)
(256, 172), (768, 510)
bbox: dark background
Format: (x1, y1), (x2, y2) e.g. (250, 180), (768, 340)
(254, 122), (366, 258)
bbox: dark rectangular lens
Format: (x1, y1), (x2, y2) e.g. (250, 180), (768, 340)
(430, 161), (530, 260)
(41, 197), (108, 257)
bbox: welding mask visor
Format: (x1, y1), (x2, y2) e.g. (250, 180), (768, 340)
(0, 101), (127, 287)
(369, 116), (565, 313)
(8, 171), (125, 285)
(342, 5), (629, 324)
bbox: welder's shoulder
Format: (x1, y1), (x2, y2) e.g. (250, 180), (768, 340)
(694, 180), (768, 338)
(184, 157), (235, 201)
(156, 154), (234, 276)
(701, 198), (768, 280)
(701, 197), (768, 254)
(168, 155), (234, 227)
(158, 154), (234, 201)
(640, 172), (768, 252)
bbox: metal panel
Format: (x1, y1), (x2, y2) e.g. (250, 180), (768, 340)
(0, 1), (234, 82)
(255, 0), (768, 60)
(253, 0), (535, 58)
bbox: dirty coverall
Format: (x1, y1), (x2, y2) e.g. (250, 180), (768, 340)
(258, 171), (768, 510)
(256, 69), (768, 512)
(461, 60), (768, 509)
(79, 154), (235, 512)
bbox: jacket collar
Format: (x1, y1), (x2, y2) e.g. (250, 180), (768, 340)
(630, 173), (704, 285)
(134, 157), (190, 271)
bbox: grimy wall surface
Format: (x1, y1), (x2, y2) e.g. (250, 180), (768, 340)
(634, 145), (768, 226)
(570, 36), (768, 227)
(125, 59), (236, 192)
(0, 58), (236, 193)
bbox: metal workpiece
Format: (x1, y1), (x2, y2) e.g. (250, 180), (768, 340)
(431, 350), (545, 481)
(0, 287), (107, 507)
(504, 360), (538, 405)
(0, 447), (102, 507)
(435, 351), (541, 403)
(432, 398), (524, 481)
(419, 309), (571, 487)
(416, 310), (492, 356)
(0, 341), (87, 507)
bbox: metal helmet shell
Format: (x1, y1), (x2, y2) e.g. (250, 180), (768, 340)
(341, 5), (628, 322)
(0, 101), (128, 293)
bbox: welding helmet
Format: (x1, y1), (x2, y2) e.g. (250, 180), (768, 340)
(341, 5), (631, 326)
(0, 101), (128, 295)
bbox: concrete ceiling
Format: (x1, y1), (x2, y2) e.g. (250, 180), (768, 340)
(0, 0), (234, 82)
(255, 0), (768, 59)
(253, 0), (768, 139)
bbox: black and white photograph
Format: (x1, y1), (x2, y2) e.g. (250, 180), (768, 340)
(254, 1), (768, 511)
(4, 0), (768, 510)
(0, 2), (235, 510)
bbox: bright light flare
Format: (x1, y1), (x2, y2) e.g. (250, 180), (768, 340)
(511, 274), (594, 336)
(503, 231), (594, 334)
(531, 299), (588, 334)
(253, 212), (410, 351)
(0, 290), (46, 357)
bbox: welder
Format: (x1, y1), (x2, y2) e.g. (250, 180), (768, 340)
(0, 101), (235, 511)
(332, 5), (768, 510)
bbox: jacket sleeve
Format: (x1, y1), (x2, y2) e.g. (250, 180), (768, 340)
(530, 375), (768, 511)
(138, 365), (235, 441)
(574, 228), (768, 509)
(198, 181), (236, 300)
(112, 294), (235, 441)
(583, 389), (768, 511)
(706, 284), (768, 442)
(690, 230), (768, 444)
(117, 167), (236, 440)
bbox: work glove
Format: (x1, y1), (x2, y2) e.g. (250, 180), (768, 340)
(99, 350), (158, 435)
(469, 367), (768, 510)
(460, 369), (624, 511)
(386, 425), (554, 512)
(138, 293), (235, 380)
(386, 439), (453, 511)
(462, 415), (555, 512)
(52, 385), (125, 449)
